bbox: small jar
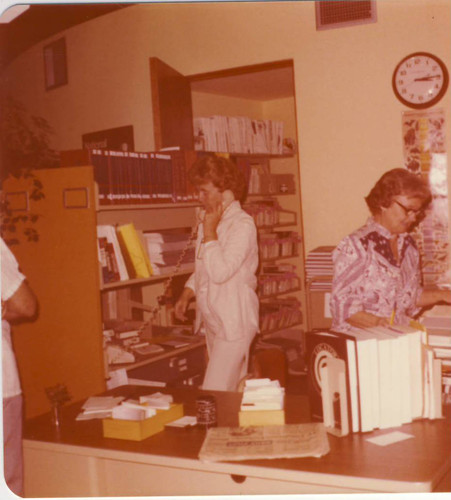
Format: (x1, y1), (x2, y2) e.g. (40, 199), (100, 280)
(196, 395), (217, 428)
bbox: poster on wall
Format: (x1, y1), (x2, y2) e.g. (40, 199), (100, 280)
(402, 109), (450, 288)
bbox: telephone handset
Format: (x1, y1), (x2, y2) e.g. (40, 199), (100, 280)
(196, 189), (234, 222)
(134, 190), (235, 336)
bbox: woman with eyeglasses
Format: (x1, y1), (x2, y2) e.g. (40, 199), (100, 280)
(331, 168), (451, 332)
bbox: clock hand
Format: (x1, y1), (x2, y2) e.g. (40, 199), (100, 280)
(414, 75), (441, 82)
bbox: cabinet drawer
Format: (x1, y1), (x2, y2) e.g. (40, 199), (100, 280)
(127, 345), (206, 385)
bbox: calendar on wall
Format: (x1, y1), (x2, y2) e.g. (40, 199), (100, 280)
(402, 109), (450, 287)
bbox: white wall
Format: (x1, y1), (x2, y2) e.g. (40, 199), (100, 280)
(2, 0), (450, 253)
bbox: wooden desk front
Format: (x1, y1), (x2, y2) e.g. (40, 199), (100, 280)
(23, 386), (451, 497)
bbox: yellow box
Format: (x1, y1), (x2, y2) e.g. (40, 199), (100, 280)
(238, 409), (285, 427)
(103, 403), (184, 441)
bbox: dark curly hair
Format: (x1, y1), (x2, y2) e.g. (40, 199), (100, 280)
(188, 154), (247, 202)
(365, 168), (432, 215)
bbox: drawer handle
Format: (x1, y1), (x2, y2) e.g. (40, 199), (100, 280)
(230, 474), (246, 484)
(169, 357), (187, 368)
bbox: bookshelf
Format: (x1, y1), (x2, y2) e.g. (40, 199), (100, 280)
(1, 165), (202, 418)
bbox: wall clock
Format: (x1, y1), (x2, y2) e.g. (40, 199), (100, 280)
(392, 52), (449, 109)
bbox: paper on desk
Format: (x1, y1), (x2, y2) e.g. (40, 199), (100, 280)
(166, 416), (197, 428)
(199, 423), (330, 462)
(82, 396), (124, 412)
(366, 431), (414, 447)
(76, 396), (125, 420)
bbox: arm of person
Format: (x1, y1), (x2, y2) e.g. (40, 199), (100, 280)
(174, 286), (195, 322)
(346, 310), (390, 328)
(417, 288), (451, 308)
(2, 280), (37, 323)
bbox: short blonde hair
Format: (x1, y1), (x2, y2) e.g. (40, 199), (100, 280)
(188, 154), (246, 202)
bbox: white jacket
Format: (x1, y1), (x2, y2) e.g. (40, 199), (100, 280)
(185, 201), (259, 341)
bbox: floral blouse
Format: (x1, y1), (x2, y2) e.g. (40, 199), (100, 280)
(330, 218), (422, 332)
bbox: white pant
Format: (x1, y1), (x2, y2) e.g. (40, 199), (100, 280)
(202, 330), (255, 392)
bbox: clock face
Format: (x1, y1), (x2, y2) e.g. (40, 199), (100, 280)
(392, 52), (449, 109)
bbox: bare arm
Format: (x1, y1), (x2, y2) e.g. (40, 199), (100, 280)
(417, 288), (451, 308)
(2, 280), (37, 323)
(346, 310), (390, 329)
(174, 287), (195, 322)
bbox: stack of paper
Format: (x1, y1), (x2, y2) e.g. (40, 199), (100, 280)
(112, 401), (157, 421)
(240, 379), (284, 411)
(139, 392), (173, 409)
(76, 396), (125, 420)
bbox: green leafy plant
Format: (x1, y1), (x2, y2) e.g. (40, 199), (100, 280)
(45, 383), (72, 407)
(0, 96), (59, 244)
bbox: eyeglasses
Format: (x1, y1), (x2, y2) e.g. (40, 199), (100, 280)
(393, 199), (424, 218)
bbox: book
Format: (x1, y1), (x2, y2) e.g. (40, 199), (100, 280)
(343, 328), (379, 432)
(97, 225), (129, 281)
(116, 223), (153, 279)
(365, 326), (403, 429)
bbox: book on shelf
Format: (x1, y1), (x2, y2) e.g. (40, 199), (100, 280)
(143, 230), (195, 275)
(101, 289), (136, 322)
(97, 225), (129, 282)
(116, 223), (154, 279)
(60, 148), (201, 206)
(306, 246), (335, 286)
(194, 115), (284, 155)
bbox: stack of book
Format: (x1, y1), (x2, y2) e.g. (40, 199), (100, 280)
(244, 199), (296, 228)
(306, 324), (443, 434)
(97, 222), (154, 283)
(61, 148), (198, 206)
(305, 246), (335, 291)
(421, 304), (451, 403)
(96, 224), (195, 286)
(259, 297), (303, 333)
(258, 263), (300, 298)
(259, 231), (301, 261)
(421, 304), (451, 369)
(143, 231), (195, 276)
(193, 115), (284, 155)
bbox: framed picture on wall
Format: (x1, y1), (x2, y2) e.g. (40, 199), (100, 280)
(43, 37), (68, 90)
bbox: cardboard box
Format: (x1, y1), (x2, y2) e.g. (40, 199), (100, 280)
(103, 403), (184, 441)
(238, 409), (285, 427)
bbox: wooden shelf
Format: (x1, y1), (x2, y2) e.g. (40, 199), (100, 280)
(258, 286), (302, 300)
(261, 254), (300, 263)
(196, 151), (295, 159)
(96, 201), (201, 212)
(260, 321), (303, 337)
(101, 268), (194, 291)
(256, 222), (297, 230)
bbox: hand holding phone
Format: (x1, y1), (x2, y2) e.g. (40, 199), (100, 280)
(202, 190), (234, 242)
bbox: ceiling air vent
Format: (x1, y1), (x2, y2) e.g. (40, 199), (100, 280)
(316, 1), (377, 30)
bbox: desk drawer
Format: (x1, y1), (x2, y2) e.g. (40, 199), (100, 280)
(127, 345), (206, 386)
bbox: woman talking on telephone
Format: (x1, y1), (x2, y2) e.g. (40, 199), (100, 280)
(175, 154), (259, 391)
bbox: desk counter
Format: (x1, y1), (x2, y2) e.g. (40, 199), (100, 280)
(23, 386), (451, 497)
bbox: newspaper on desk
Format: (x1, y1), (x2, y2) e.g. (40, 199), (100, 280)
(198, 422), (330, 462)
